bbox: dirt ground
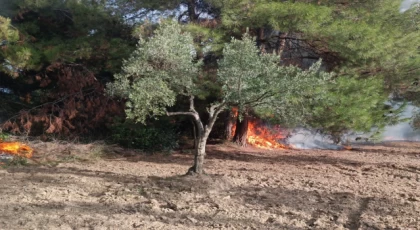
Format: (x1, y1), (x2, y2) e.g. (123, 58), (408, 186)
(0, 141), (419, 230)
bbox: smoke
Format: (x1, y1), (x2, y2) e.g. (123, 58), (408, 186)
(382, 103), (420, 141)
(400, 0), (420, 12)
(286, 129), (346, 150)
(286, 102), (420, 150)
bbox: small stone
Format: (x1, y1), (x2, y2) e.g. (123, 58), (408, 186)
(160, 216), (169, 222)
(187, 217), (198, 223)
(149, 199), (159, 206)
(266, 217), (276, 223)
(79, 192), (88, 196)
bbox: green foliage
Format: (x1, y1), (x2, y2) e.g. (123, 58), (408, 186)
(218, 32), (279, 110)
(0, 130), (9, 141)
(107, 20), (201, 123)
(209, 0), (420, 88)
(184, 23), (227, 55)
(256, 61), (334, 127)
(1, 0), (415, 142)
(318, 0), (420, 84)
(308, 77), (403, 138)
(244, 1), (332, 32)
(412, 112), (420, 129)
(219, 33), (333, 123)
(209, 0), (418, 134)
(109, 21), (348, 143)
(0, 0), (134, 77)
(111, 119), (179, 153)
(4, 156), (28, 167)
(0, 16), (21, 75)
(0, 16), (18, 42)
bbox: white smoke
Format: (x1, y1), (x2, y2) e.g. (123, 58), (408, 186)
(287, 102), (420, 150)
(382, 103), (420, 141)
(400, 0), (420, 12)
(287, 129), (346, 150)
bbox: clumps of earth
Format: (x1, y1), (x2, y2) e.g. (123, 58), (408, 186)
(0, 141), (419, 229)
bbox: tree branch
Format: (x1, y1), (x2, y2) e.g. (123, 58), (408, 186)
(205, 100), (226, 135)
(167, 111), (197, 117)
(188, 95), (198, 114)
(166, 95), (198, 118)
(242, 91), (276, 107)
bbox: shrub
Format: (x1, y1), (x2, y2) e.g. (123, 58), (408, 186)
(110, 119), (179, 153)
(0, 130), (9, 141)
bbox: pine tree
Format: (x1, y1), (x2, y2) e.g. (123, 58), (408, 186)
(0, 0), (134, 136)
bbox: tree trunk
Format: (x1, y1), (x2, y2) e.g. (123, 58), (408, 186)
(188, 106), (224, 175)
(191, 119), (198, 149)
(186, 0), (198, 22)
(167, 96), (225, 175)
(332, 135), (341, 144)
(233, 115), (249, 147)
(188, 133), (208, 175)
(224, 110), (235, 141)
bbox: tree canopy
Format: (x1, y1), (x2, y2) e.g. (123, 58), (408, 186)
(0, 0), (419, 160)
(100, 0), (420, 137)
(0, 0), (134, 136)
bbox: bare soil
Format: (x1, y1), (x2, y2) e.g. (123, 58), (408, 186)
(0, 141), (419, 230)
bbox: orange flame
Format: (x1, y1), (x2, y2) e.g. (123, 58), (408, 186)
(247, 121), (289, 150)
(0, 142), (33, 158)
(232, 119), (289, 150)
(343, 146), (353, 150)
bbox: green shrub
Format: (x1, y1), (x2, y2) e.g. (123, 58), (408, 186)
(6, 156), (28, 166)
(111, 119), (179, 153)
(0, 130), (9, 141)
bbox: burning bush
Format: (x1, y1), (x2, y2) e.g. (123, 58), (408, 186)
(231, 117), (289, 150)
(0, 142), (33, 158)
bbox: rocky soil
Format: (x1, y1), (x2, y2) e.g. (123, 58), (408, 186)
(0, 141), (419, 230)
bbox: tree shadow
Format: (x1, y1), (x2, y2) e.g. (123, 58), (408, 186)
(108, 151), (194, 166)
(206, 147), (364, 168)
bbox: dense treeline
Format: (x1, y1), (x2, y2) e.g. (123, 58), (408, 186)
(0, 0), (419, 172)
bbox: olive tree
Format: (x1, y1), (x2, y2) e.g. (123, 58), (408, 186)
(107, 21), (225, 174)
(107, 21), (331, 174)
(219, 33), (334, 146)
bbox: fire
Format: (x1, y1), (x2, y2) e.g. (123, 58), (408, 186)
(247, 121), (289, 149)
(232, 119), (289, 150)
(0, 142), (33, 158)
(343, 146), (353, 150)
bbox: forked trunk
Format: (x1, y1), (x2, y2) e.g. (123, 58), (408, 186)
(168, 96), (225, 175)
(233, 115), (249, 147)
